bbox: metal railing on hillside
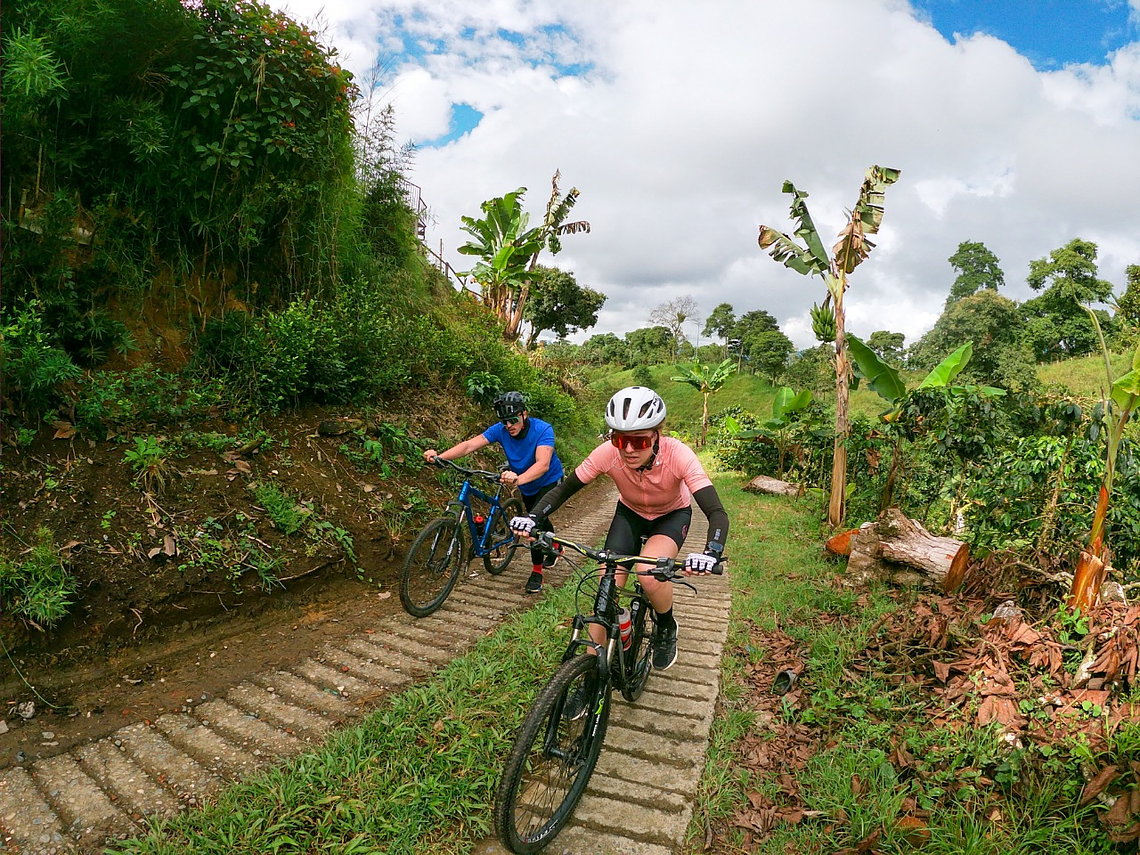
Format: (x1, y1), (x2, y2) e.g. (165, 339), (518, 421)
(400, 178), (481, 298)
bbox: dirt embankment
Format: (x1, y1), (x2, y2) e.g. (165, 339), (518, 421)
(0, 396), (489, 766)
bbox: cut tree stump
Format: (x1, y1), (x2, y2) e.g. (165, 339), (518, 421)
(1068, 550), (1108, 611)
(744, 475), (803, 498)
(845, 508), (969, 593)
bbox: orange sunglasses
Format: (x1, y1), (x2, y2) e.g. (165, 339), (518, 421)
(610, 432), (655, 451)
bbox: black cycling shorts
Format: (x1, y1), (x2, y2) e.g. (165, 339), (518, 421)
(604, 501), (692, 555)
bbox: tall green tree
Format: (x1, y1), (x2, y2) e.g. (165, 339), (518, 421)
(867, 330), (906, 366)
(703, 302), (737, 357)
(946, 241), (1005, 305)
(1020, 238), (1114, 361)
(671, 359), (737, 446)
(522, 266), (606, 348)
(910, 290), (1036, 389)
(759, 165), (901, 528)
(730, 309), (781, 373)
(749, 329), (794, 384)
(580, 333), (629, 367)
(625, 326), (673, 365)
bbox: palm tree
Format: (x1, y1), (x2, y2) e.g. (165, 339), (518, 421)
(671, 359), (737, 447)
(758, 165), (900, 528)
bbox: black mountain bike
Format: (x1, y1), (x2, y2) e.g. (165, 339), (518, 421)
(399, 457), (524, 617)
(493, 531), (722, 853)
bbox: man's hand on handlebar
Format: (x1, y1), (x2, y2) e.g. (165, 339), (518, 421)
(499, 469), (519, 487)
(423, 449), (442, 464)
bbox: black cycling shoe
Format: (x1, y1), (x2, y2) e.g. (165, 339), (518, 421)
(562, 674), (596, 722)
(524, 571), (544, 594)
(652, 621), (678, 671)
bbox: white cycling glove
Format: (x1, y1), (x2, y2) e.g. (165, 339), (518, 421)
(683, 552), (718, 574)
(510, 515), (538, 536)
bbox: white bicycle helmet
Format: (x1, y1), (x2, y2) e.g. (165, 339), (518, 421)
(605, 386), (666, 431)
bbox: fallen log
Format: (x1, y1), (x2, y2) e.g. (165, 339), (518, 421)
(744, 475), (803, 498)
(845, 508), (969, 593)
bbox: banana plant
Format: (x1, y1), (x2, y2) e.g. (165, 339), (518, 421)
(457, 187), (542, 324)
(759, 166), (901, 527)
(725, 386), (814, 477)
(1068, 306), (1140, 610)
(671, 358), (737, 446)
(457, 170), (589, 343)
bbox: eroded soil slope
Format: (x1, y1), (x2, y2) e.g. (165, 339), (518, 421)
(0, 396), (492, 766)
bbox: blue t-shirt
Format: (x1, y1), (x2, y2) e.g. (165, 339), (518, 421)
(481, 417), (564, 496)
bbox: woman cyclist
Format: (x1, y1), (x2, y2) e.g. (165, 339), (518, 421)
(510, 386), (728, 693)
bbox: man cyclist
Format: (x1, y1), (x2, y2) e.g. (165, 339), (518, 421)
(510, 386), (728, 711)
(423, 391), (564, 593)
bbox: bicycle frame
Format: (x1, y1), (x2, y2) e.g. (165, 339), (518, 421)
(563, 561), (661, 686)
(437, 461), (515, 559)
(551, 544), (674, 697)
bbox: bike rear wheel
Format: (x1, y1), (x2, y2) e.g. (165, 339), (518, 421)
(494, 653), (610, 853)
(483, 497), (524, 575)
(620, 596), (655, 702)
(399, 516), (466, 617)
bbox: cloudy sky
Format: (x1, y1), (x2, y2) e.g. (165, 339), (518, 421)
(270, 0), (1140, 349)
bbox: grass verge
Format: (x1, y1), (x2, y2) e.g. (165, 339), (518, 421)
(688, 462), (1128, 854)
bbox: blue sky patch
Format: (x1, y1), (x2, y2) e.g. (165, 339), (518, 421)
(423, 102), (484, 148)
(912, 0), (1136, 69)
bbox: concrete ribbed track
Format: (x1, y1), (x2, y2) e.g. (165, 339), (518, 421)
(1, 481), (730, 855)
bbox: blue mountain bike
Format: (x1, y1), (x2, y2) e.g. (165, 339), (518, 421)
(399, 457), (524, 617)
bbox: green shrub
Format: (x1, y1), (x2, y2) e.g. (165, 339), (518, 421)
(75, 365), (225, 431)
(464, 371), (502, 404)
(124, 435), (170, 494)
(251, 483), (307, 535)
(0, 527), (76, 630)
(0, 298), (82, 420)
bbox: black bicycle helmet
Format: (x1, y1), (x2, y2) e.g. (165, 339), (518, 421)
(493, 391), (527, 419)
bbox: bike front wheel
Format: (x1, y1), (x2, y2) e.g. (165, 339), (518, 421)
(494, 653), (610, 853)
(620, 597), (655, 702)
(483, 497), (524, 575)
(399, 516), (466, 617)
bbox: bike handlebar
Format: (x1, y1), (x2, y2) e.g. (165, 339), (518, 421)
(530, 531), (723, 579)
(429, 456), (504, 484)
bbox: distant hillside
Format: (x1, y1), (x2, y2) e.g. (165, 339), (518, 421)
(588, 348), (1138, 439)
(1036, 351), (1136, 399)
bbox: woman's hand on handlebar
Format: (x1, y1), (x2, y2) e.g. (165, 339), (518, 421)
(682, 552), (720, 576)
(509, 515), (539, 540)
